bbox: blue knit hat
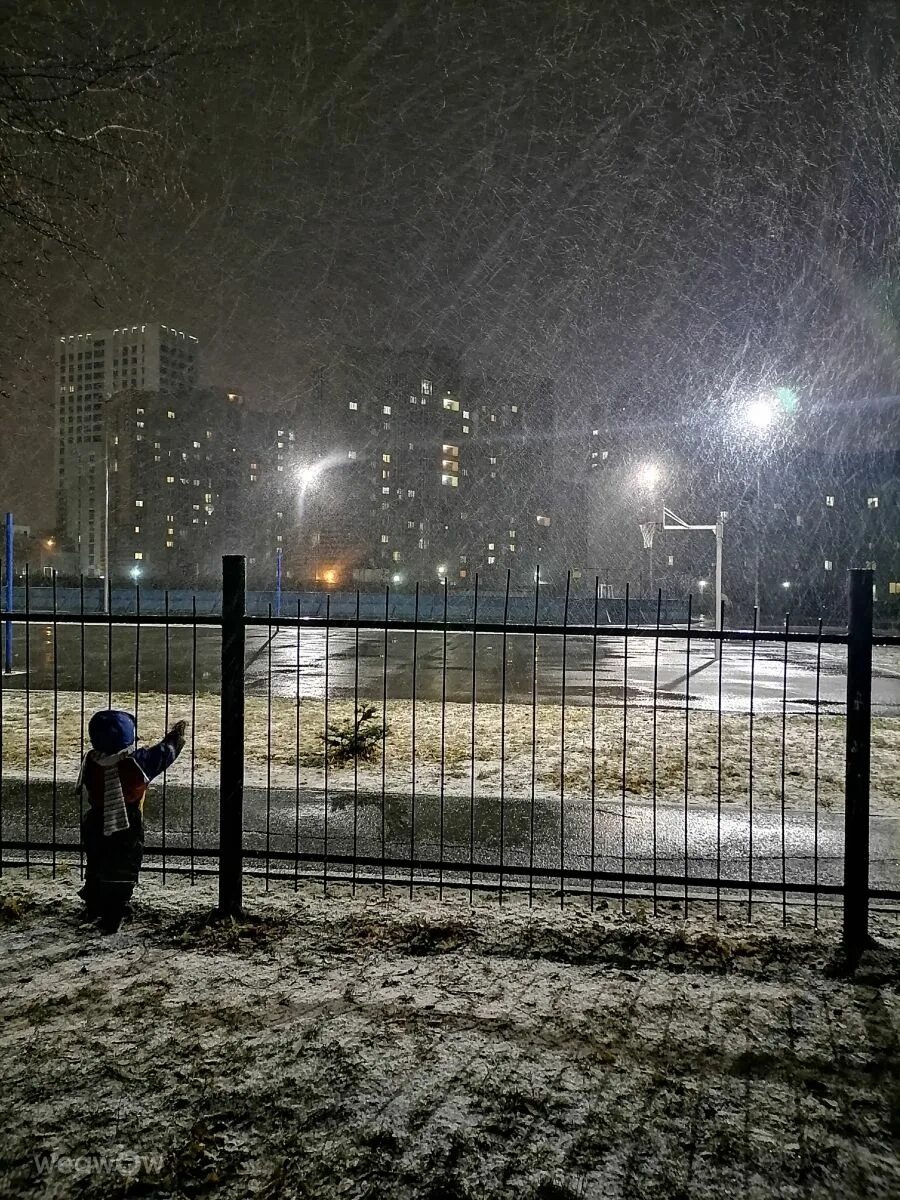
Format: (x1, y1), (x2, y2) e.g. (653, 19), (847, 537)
(88, 710), (137, 755)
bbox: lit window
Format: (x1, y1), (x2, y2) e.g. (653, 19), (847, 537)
(421, 379), (432, 395)
(204, 493), (212, 503)
(349, 402), (358, 410)
(460, 569), (468, 579)
(509, 544), (516, 552)
(383, 453), (391, 463)
(890, 582), (900, 595)
(442, 396), (459, 411)
(536, 515), (550, 527)
(167, 410), (175, 419)
(489, 456), (497, 465)
(135, 500), (144, 508)
(487, 555), (496, 564)
(382, 486), (390, 495)
(193, 441), (200, 448)
(166, 540), (174, 549)
(462, 425), (469, 434)
(383, 405), (392, 415)
(667, 555), (674, 566)
(488, 543), (495, 550)
(134, 552), (143, 561)
(136, 420), (144, 429)
(407, 489), (415, 498)
(441, 474), (459, 487)
(462, 410), (470, 419)
(509, 530), (516, 538)
(250, 474), (257, 482)
(381, 534), (389, 544)
(490, 413), (496, 422)
(826, 495), (835, 506)
(442, 444), (459, 457)
(392, 550), (401, 562)
(134, 525), (140, 534)
(511, 405), (518, 413)
(407, 520), (415, 529)
(348, 450), (357, 460)
(867, 497), (879, 509)
(825, 560), (833, 571)
(166, 475), (175, 484)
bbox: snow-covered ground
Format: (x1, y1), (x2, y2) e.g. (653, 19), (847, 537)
(2, 873), (899, 1198)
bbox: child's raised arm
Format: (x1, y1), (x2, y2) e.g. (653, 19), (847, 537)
(132, 721), (187, 781)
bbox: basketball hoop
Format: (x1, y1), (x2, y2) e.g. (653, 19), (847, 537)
(639, 521), (660, 550)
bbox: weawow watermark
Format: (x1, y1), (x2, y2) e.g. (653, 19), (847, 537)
(34, 1147), (165, 1179)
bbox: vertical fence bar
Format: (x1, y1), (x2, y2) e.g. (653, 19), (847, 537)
(162, 590), (170, 883)
(381, 587), (389, 896)
(78, 576), (85, 876)
(354, 589), (361, 896)
(265, 603), (273, 890)
(780, 612), (790, 925)
(621, 582), (629, 913)
(843, 568), (873, 955)
(813, 616), (823, 927)
(218, 555), (246, 917)
(106, 577), (113, 708)
(190, 596), (197, 885)
(590, 578), (599, 912)
(409, 584), (418, 898)
(748, 607), (758, 922)
(323, 594), (330, 893)
(469, 574), (479, 904)
(24, 565), (30, 878)
(499, 570), (510, 904)
(652, 589), (661, 916)
(51, 572), (58, 876)
(560, 571), (570, 909)
(438, 580), (447, 900)
(294, 599), (302, 891)
(529, 568), (540, 906)
(683, 594), (692, 917)
(715, 598), (725, 920)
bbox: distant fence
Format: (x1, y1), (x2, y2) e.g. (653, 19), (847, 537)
(5, 583), (687, 625)
(0, 561), (896, 960)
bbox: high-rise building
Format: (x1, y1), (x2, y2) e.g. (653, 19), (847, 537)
(107, 387), (296, 586)
(55, 322), (199, 576)
(302, 350), (555, 590)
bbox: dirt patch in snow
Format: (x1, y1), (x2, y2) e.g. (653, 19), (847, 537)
(2, 873), (900, 1198)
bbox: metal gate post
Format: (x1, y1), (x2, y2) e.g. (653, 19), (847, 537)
(218, 555), (246, 917)
(843, 567), (873, 955)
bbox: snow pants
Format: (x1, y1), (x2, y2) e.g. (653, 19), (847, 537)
(80, 806), (144, 930)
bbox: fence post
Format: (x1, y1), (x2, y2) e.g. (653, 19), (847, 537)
(218, 554), (246, 917)
(843, 567), (873, 956)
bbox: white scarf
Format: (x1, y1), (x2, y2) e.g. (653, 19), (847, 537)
(77, 750), (131, 836)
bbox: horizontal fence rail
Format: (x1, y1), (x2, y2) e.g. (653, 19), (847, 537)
(0, 562), (892, 952)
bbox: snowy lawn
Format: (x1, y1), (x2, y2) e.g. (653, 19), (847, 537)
(2, 874), (900, 1198)
(3, 689), (900, 813)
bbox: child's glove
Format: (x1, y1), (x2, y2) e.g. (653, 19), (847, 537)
(167, 720), (188, 755)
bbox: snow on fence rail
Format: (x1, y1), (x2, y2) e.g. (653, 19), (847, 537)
(0, 560), (895, 954)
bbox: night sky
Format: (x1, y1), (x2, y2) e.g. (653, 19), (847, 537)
(3, 0), (899, 527)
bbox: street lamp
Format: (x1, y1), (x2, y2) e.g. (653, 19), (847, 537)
(636, 461), (662, 489)
(297, 462), (326, 492)
(744, 397), (777, 432)
(130, 566), (141, 581)
(782, 580), (791, 590)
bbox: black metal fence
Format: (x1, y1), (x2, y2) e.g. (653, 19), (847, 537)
(1, 560), (897, 950)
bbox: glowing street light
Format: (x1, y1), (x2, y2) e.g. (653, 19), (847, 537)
(392, 573), (402, 584)
(744, 397), (777, 432)
(636, 461), (662, 489)
(437, 564), (448, 577)
(782, 580), (791, 590)
(698, 579), (708, 592)
(297, 462), (326, 491)
(130, 566), (141, 581)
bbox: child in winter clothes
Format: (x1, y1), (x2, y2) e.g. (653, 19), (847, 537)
(77, 709), (187, 931)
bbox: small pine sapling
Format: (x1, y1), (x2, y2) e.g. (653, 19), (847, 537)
(323, 704), (389, 765)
